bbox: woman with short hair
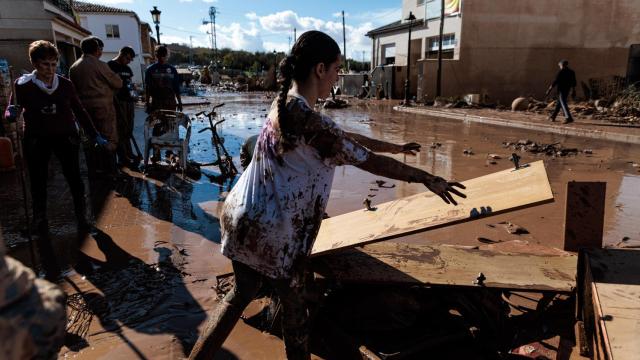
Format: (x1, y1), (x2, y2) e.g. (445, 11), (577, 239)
(6, 40), (106, 281)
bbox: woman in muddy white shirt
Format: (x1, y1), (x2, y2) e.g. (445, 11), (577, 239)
(190, 31), (466, 360)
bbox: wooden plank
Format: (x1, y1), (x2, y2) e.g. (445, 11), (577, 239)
(311, 160), (553, 256)
(586, 249), (640, 360)
(563, 181), (606, 252)
(312, 241), (577, 292)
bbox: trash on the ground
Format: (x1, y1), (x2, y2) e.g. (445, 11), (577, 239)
(502, 140), (582, 157)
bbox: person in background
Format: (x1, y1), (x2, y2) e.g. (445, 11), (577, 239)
(5, 40), (106, 281)
(69, 36), (122, 179)
(545, 59), (577, 124)
(108, 46), (137, 168)
(145, 45), (182, 113)
(188, 30), (465, 360)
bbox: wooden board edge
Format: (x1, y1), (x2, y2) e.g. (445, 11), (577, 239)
(310, 196), (555, 257)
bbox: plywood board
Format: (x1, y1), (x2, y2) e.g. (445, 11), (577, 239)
(311, 161), (553, 256)
(313, 241), (577, 292)
(586, 249), (640, 359)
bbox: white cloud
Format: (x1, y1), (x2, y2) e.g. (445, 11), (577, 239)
(160, 8), (390, 61)
(263, 41), (289, 53)
(332, 11), (348, 18)
(202, 0), (218, 3)
(250, 10), (376, 60)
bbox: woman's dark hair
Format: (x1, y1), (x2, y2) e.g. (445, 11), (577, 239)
(276, 31), (341, 152)
(28, 40), (59, 63)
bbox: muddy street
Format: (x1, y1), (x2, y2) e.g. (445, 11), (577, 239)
(2, 93), (638, 359)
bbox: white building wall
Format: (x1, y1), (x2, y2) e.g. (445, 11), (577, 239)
(79, 13), (145, 86)
(373, 15), (462, 67)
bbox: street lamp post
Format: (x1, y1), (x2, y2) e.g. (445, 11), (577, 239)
(150, 6), (161, 44)
(404, 11), (416, 105)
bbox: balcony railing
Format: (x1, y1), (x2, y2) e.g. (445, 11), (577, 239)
(45, 0), (74, 19)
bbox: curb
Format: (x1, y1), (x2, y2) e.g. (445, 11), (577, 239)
(393, 106), (640, 145)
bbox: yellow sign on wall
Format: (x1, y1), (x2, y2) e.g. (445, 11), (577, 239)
(445, 0), (461, 15)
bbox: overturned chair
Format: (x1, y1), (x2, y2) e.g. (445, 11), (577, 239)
(143, 110), (191, 171)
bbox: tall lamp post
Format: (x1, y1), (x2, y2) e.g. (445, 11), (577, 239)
(403, 11), (416, 105)
(150, 6), (161, 44)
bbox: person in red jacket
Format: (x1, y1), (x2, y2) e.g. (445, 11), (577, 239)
(5, 40), (107, 281)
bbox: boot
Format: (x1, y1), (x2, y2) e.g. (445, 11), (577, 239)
(33, 220), (61, 282)
(189, 300), (245, 360)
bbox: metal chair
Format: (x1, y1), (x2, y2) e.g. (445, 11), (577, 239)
(143, 110), (191, 171)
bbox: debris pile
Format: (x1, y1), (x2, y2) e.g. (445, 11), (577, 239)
(502, 139), (589, 157)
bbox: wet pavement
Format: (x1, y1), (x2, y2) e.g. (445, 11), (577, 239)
(0, 92), (639, 359)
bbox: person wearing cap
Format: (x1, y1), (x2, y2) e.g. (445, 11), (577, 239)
(108, 46), (137, 168)
(545, 59), (577, 124)
(70, 36), (123, 179)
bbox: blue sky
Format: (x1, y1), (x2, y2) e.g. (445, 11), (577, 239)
(86, 0), (403, 60)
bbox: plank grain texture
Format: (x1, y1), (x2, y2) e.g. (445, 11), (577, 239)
(313, 242), (577, 292)
(311, 160), (553, 256)
(586, 249), (640, 359)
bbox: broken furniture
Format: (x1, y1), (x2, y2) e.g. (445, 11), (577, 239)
(143, 110), (192, 171)
(578, 248), (640, 359)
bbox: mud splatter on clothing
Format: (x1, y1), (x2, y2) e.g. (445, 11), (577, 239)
(221, 93), (371, 279)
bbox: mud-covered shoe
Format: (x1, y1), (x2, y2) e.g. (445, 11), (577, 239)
(562, 118), (574, 124)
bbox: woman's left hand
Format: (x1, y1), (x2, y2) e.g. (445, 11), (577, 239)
(424, 176), (467, 205)
(394, 142), (421, 155)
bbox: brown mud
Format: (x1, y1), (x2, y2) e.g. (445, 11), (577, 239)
(2, 92), (638, 359)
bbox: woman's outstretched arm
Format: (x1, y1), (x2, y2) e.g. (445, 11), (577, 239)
(356, 152), (466, 205)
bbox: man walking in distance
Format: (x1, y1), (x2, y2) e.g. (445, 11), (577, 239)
(545, 59), (577, 124)
(145, 45), (182, 113)
(70, 36), (122, 178)
(108, 46), (137, 168)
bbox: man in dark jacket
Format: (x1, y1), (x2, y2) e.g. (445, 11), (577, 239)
(145, 45), (182, 113)
(546, 60), (577, 124)
(108, 46), (137, 167)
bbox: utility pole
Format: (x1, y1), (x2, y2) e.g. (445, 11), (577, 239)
(404, 11), (416, 105)
(203, 6), (217, 69)
(436, 0), (445, 97)
(342, 10), (348, 71)
(288, 36), (291, 51)
(189, 36), (194, 65)
(294, 27), (296, 42)
(362, 50), (365, 71)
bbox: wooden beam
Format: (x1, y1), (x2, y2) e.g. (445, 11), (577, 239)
(313, 241), (577, 292)
(311, 160), (553, 256)
(581, 248), (640, 359)
(563, 182), (606, 252)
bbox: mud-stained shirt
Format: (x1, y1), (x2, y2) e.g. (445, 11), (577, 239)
(221, 93), (371, 279)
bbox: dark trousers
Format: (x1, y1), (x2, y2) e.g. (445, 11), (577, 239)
(551, 90), (573, 120)
(114, 98), (135, 164)
(189, 261), (310, 360)
(23, 135), (87, 277)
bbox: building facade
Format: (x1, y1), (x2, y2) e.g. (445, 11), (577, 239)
(0, 0), (91, 76)
(368, 0), (640, 103)
(74, 1), (148, 86)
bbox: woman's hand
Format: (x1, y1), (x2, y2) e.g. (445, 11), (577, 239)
(393, 142), (421, 155)
(424, 176), (467, 205)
